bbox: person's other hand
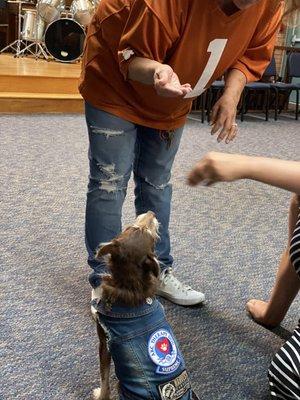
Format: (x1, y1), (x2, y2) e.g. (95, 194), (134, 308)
(154, 65), (192, 97)
(210, 94), (238, 144)
(187, 152), (250, 186)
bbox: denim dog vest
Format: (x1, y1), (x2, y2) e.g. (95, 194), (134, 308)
(97, 298), (196, 400)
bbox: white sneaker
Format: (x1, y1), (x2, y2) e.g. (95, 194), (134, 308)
(91, 286), (102, 321)
(157, 268), (205, 306)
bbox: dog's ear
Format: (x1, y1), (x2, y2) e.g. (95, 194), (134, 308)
(95, 241), (120, 259)
(141, 255), (160, 278)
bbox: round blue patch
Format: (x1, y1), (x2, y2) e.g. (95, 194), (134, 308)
(148, 329), (181, 375)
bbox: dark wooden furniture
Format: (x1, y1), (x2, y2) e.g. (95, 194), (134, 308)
(0, 6), (9, 49)
(0, 23), (9, 48)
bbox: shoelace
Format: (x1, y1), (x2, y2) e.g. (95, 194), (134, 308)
(162, 268), (193, 293)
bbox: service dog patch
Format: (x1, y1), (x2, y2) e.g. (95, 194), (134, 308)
(158, 370), (191, 400)
(148, 329), (181, 374)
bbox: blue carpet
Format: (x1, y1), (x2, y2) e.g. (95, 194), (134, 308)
(0, 113), (299, 400)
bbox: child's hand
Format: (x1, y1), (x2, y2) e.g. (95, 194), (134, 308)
(187, 152), (251, 186)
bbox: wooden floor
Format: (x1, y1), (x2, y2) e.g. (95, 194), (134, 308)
(0, 54), (84, 113)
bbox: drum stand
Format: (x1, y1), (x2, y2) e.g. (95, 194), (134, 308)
(18, 36), (49, 60)
(0, 1), (27, 56)
(17, 9), (49, 59)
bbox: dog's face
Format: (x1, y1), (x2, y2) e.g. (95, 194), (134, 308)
(96, 211), (160, 281)
(134, 211), (160, 241)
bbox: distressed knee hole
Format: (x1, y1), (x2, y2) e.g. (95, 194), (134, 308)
(144, 177), (168, 190)
(90, 126), (124, 139)
(97, 163), (124, 193)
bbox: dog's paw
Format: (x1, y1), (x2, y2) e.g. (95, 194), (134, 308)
(92, 387), (112, 400)
(92, 388), (102, 400)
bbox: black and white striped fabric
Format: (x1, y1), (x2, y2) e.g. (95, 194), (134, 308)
(291, 210), (300, 278)
(268, 209), (300, 399)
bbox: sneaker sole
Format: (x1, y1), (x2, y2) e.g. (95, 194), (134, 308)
(157, 290), (205, 306)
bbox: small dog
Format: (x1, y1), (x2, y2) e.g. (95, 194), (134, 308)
(92, 211), (198, 400)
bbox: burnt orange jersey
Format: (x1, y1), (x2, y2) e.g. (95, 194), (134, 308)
(79, 0), (283, 130)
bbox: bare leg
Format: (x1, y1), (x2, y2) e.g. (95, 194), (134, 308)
(93, 322), (112, 400)
(246, 194), (300, 327)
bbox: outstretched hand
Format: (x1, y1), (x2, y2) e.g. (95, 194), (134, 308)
(154, 65), (192, 97)
(187, 152), (249, 186)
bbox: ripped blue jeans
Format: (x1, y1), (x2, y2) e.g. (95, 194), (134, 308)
(85, 102), (184, 288)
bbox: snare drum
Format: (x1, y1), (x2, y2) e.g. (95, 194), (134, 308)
(44, 18), (85, 62)
(37, 0), (65, 23)
(21, 10), (46, 41)
(70, 0), (94, 26)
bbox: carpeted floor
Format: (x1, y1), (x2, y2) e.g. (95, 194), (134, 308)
(0, 113), (299, 400)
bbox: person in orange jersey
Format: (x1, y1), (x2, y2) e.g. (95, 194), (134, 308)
(79, 0), (284, 310)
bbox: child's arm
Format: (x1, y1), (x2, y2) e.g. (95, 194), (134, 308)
(188, 152), (300, 195)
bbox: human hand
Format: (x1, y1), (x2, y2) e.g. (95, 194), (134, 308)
(154, 64), (192, 97)
(210, 94), (239, 144)
(187, 152), (251, 186)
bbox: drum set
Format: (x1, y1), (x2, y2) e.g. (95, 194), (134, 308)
(1, 0), (98, 62)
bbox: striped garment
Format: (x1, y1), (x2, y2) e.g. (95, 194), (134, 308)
(291, 210), (300, 278)
(268, 209), (300, 399)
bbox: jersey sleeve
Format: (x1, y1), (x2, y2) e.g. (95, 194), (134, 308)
(231, 1), (284, 82)
(117, 0), (179, 80)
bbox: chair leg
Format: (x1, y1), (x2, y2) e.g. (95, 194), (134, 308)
(265, 89), (270, 121)
(296, 89), (299, 121)
(274, 88), (278, 121)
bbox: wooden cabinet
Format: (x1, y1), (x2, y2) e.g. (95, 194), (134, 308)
(0, 6), (9, 49)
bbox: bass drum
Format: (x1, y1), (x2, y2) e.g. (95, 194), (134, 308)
(44, 18), (85, 62)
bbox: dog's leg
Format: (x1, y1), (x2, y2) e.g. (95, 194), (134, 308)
(92, 321), (112, 400)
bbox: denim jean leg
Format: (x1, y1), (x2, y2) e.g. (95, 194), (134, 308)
(85, 102), (137, 287)
(133, 126), (184, 271)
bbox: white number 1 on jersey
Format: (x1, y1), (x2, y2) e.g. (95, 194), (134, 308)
(184, 38), (228, 99)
